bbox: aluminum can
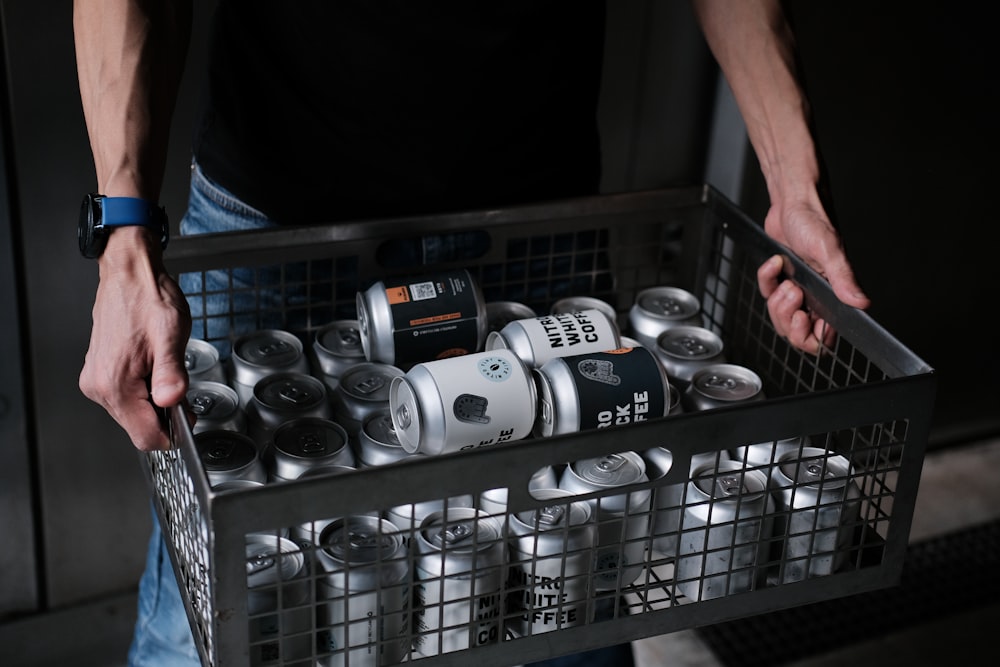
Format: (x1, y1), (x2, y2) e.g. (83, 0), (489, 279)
(312, 319), (366, 385)
(389, 349), (536, 456)
(533, 345), (670, 438)
(315, 516), (410, 667)
(184, 337), (226, 384)
(231, 329), (309, 406)
(769, 447), (861, 583)
(734, 434), (812, 470)
(486, 300), (536, 334)
(627, 286), (703, 348)
(330, 362), (405, 436)
(550, 295), (618, 326)
(413, 508), (507, 656)
(356, 268), (488, 367)
(194, 430), (267, 486)
(558, 452), (652, 591)
(507, 489), (597, 636)
(385, 495), (473, 543)
(479, 465), (559, 519)
(675, 460), (774, 601)
(653, 325), (726, 390)
(246, 372), (333, 448)
(245, 533), (312, 666)
(356, 410), (422, 468)
(264, 417), (355, 483)
(187, 380), (246, 434)
(287, 467), (372, 550)
(682, 363), (765, 412)
(486, 308), (621, 368)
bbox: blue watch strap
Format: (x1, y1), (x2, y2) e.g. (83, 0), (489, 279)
(101, 197), (159, 227)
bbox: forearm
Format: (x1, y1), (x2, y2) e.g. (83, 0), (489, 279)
(73, 0), (191, 200)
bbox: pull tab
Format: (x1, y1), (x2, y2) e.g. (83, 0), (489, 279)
(339, 327), (361, 347)
(190, 394), (215, 416)
(596, 453), (627, 473)
(679, 336), (708, 356)
(717, 474), (747, 496)
(439, 522), (475, 546)
(349, 530), (382, 550)
(539, 398), (552, 425)
(184, 351), (197, 371)
(206, 438), (236, 461)
(256, 339), (291, 358)
(354, 375), (386, 396)
(395, 404), (411, 429)
(537, 505), (566, 527)
(246, 553), (276, 576)
(278, 384), (311, 405)
(297, 431), (327, 455)
(703, 374), (738, 391)
(656, 296), (683, 315)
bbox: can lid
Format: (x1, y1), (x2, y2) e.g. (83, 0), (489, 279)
(195, 431), (258, 471)
(254, 373), (326, 411)
(572, 452), (647, 488)
(273, 418), (348, 459)
(316, 320), (365, 358)
(776, 448), (851, 489)
(636, 286), (700, 321)
(691, 461), (768, 499)
(690, 363), (763, 403)
(234, 329), (303, 368)
(419, 509), (502, 554)
(187, 381), (240, 420)
(245, 534), (304, 587)
(184, 338), (219, 374)
(514, 495), (590, 532)
(320, 516), (403, 565)
(656, 325), (724, 360)
(339, 363), (402, 403)
(363, 411), (402, 447)
(388, 376), (422, 453)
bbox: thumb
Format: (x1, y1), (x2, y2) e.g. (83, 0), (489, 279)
(149, 341), (189, 408)
(823, 256), (871, 311)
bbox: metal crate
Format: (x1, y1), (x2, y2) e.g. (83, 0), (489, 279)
(146, 185), (935, 667)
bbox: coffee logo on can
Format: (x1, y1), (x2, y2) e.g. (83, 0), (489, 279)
(478, 355), (513, 382)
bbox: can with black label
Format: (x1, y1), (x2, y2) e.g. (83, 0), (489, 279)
(486, 301), (536, 334)
(185, 337), (226, 384)
(550, 296), (617, 326)
(315, 516), (410, 667)
(769, 447), (861, 583)
(355, 410), (422, 468)
(389, 349), (536, 456)
(507, 489), (597, 636)
(187, 380), (246, 434)
(558, 452), (651, 591)
(628, 286), (703, 348)
(330, 362), (405, 436)
(246, 372), (333, 448)
(413, 508), (507, 657)
(653, 325), (726, 390)
(486, 308), (621, 368)
(264, 417), (355, 483)
(231, 329), (309, 407)
(682, 363), (765, 412)
(357, 269), (487, 367)
(312, 319), (366, 387)
(194, 430), (267, 486)
(533, 346), (670, 438)
(675, 460), (773, 601)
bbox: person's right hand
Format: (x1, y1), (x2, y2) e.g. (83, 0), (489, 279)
(78, 226), (192, 451)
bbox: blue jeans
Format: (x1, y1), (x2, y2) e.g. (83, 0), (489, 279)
(130, 163), (633, 667)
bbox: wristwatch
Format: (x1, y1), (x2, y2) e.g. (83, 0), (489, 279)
(78, 193), (169, 259)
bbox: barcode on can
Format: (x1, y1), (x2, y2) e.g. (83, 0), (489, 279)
(410, 281), (438, 301)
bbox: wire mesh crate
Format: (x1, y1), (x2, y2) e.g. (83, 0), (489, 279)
(146, 185), (935, 667)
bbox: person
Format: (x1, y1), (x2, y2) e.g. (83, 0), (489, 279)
(72, 1), (869, 666)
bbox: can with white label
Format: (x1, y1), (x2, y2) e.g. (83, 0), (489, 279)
(357, 269), (488, 367)
(245, 534), (312, 666)
(246, 372), (333, 448)
(194, 430), (267, 486)
(653, 325), (726, 390)
(231, 329), (309, 406)
(187, 381), (246, 434)
(486, 300), (537, 334)
(675, 460), (774, 601)
(389, 349), (536, 456)
(558, 452), (652, 591)
(769, 447), (861, 583)
(533, 345), (670, 438)
(486, 308), (620, 368)
(330, 362), (405, 437)
(185, 337), (226, 384)
(550, 295), (618, 326)
(507, 489), (597, 636)
(628, 286), (703, 348)
(264, 417), (355, 483)
(413, 508), (507, 657)
(312, 319), (367, 387)
(682, 363), (765, 412)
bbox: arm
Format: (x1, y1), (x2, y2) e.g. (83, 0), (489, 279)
(74, 0), (193, 450)
(691, 0), (870, 353)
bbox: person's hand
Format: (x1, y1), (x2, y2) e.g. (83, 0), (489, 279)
(758, 198), (870, 354)
(79, 227), (192, 451)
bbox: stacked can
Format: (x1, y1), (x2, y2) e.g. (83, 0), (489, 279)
(533, 345), (670, 438)
(675, 460), (774, 601)
(194, 430), (267, 486)
(330, 362), (404, 438)
(384, 495), (474, 545)
(245, 533), (312, 666)
(769, 447), (861, 583)
(485, 300), (536, 334)
(507, 489), (597, 636)
(652, 325), (726, 390)
(263, 417), (355, 483)
(187, 381), (246, 434)
(185, 337), (227, 384)
(627, 286), (703, 348)
(355, 410), (422, 468)
(246, 372), (333, 448)
(412, 508), (507, 657)
(389, 349), (537, 456)
(230, 329), (310, 407)
(315, 516), (410, 667)
(286, 464), (362, 550)
(558, 452), (651, 591)
(357, 268), (488, 367)
(486, 308), (621, 368)
(312, 319), (367, 390)
(682, 363), (765, 412)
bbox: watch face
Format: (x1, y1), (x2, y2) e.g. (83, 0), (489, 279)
(78, 193), (108, 259)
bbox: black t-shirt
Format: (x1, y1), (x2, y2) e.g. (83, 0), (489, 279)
(193, 1), (605, 224)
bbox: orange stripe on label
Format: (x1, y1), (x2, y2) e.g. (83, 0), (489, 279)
(410, 312), (461, 326)
(386, 286), (410, 305)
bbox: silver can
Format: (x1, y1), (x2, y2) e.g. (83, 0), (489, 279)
(315, 516), (410, 667)
(330, 362), (405, 436)
(194, 430), (267, 486)
(185, 337), (226, 384)
(312, 319), (367, 385)
(653, 325), (726, 390)
(246, 372), (333, 448)
(558, 452), (652, 591)
(264, 417), (355, 483)
(356, 269), (488, 367)
(533, 345), (670, 438)
(628, 286), (703, 348)
(486, 308), (621, 368)
(389, 350), (536, 456)
(675, 460), (774, 601)
(187, 380), (246, 434)
(245, 534), (312, 666)
(231, 329), (309, 406)
(486, 300), (537, 334)
(769, 447), (861, 583)
(550, 295), (618, 326)
(479, 465), (560, 519)
(507, 489), (597, 636)
(287, 467), (371, 550)
(385, 495), (474, 542)
(356, 410), (422, 468)
(682, 363), (765, 412)
(413, 508), (507, 657)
